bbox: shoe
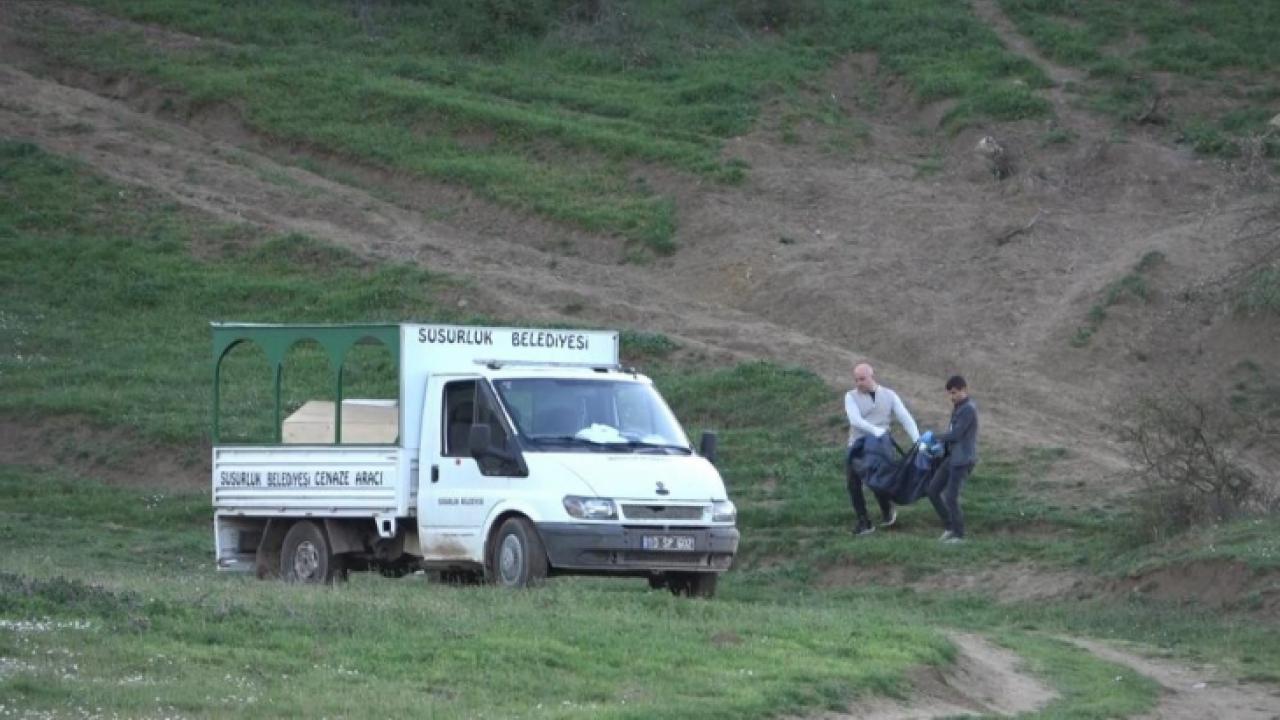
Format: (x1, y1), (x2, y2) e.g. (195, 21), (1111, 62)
(880, 507), (897, 528)
(853, 518), (876, 536)
(938, 530), (954, 541)
(942, 535), (965, 544)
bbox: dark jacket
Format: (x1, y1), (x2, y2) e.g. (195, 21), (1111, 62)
(934, 397), (979, 467)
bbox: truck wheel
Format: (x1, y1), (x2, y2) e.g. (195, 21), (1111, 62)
(647, 573), (668, 590)
(488, 517), (547, 589)
(280, 521), (345, 584)
(667, 572), (717, 599)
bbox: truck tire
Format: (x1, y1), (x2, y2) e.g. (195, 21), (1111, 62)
(280, 521), (345, 584)
(667, 572), (717, 599)
(488, 517), (547, 589)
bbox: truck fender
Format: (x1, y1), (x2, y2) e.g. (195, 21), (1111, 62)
(481, 501), (545, 559)
(323, 519), (367, 555)
(254, 518), (291, 579)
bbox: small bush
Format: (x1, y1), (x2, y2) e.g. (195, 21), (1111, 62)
(1118, 390), (1278, 540)
(1238, 265), (1280, 316)
(1179, 120), (1242, 158)
(250, 232), (366, 272)
(729, 0), (825, 31)
(0, 572), (142, 619)
(433, 0), (565, 55)
(1071, 251), (1166, 347)
(621, 330), (679, 362)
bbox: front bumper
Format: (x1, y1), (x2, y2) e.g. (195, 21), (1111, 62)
(538, 523), (739, 573)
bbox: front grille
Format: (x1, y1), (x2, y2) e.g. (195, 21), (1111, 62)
(622, 504), (705, 521)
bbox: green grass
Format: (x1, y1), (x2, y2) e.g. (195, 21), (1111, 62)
(19, 0), (1054, 253)
(1071, 251), (1164, 347)
(999, 0), (1280, 76)
(0, 462), (1179, 718)
(0, 468), (954, 719)
(1238, 264), (1280, 316)
(997, 634), (1158, 719)
(998, 0), (1280, 157)
(0, 140), (465, 443)
(8, 141), (1280, 716)
(1108, 515), (1280, 573)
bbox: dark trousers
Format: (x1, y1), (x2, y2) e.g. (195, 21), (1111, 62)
(928, 463), (972, 537)
(846, 447), (892, 521)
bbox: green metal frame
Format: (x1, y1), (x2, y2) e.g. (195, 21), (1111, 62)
(211, 323), (400, 445)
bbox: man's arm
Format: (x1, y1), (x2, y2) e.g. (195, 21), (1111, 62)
(845, 392), (884, 437)
(890, 391), (921, 442)
(933, 404), (975, 444)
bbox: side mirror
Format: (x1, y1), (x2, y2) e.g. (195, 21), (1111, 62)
(699, 430), (718, 464)
(468, 424), (492, 459)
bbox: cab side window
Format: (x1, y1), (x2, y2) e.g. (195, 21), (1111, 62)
(442, 380), (476, 458)
(475, 382), (522, 477)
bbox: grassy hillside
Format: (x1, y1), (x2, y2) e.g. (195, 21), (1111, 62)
(5, 140), (1280, 716)
(24, 0), (1056, 253)
(998, 0), (1280, 157)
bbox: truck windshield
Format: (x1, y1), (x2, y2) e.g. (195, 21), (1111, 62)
(493, 378), (691, 454)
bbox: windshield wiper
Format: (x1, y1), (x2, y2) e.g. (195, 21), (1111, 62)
(526, 435), (606, 447)
(525, 436), (689, 454)
(604, 440), (692, 454)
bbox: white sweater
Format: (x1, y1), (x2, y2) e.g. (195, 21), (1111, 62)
(845, 385), (921, 445)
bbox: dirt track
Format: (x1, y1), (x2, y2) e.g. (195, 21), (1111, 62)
(3, 2), (1280, 717)
(0, 56), (1122, 490)
(4, 1), (1276, 508)
(1070, 638), (1280, 720)
(798, 632), (1057, 720)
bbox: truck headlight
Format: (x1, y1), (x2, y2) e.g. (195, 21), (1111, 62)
(711, 500), (736, 523)
(563, 496), (617, 520)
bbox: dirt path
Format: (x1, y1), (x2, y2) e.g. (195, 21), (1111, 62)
(795, 632), (1056, 720)
(1069, 638), (1280, 719)
(0, 56), (1122, 489)
(0, 1), (1272, 499)
(825, 631), (1280, 720)
(968, 0), (1096, 136)
(3, 5), (1279, 718)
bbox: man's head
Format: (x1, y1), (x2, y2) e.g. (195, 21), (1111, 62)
(853, 363), (877, 393)
(945, 375), (968, 404)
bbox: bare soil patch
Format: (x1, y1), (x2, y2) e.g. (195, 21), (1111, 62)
(818, 561), (1097, 604)
(1, 0), (1276, 511)
(819, 558), (1280, 616)
(792, 632), (1056, 720)
(0, 416), (207, 490)
(1067, 638), (1280, 720)
(1113, 559), (1280, 617)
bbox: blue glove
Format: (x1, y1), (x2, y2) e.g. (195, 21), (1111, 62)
(929, 442), (943, 456)
(919, 431), (934, 445)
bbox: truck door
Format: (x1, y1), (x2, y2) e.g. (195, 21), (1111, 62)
(419, 375), (520, 563)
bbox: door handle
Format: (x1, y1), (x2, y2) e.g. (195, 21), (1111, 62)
(431, 464), (439, 483)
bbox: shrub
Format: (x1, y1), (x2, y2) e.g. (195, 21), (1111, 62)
(1118, 390), (1278, 540)
(1238, 265), (1280, 316)
(729, 0), (825, 31)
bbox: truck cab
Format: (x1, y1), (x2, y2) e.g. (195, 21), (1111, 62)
(211, 323), (739, 597)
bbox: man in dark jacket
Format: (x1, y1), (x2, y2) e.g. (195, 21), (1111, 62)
(921, 375), (979, 543)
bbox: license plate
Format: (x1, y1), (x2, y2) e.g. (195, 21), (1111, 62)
(642, 534), (694, 551)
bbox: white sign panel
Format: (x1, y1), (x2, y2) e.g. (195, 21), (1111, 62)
(215, 466), (389, 489)
(399, 325), (620, 450)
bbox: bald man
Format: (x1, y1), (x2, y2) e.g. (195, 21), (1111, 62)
(845, 362), (920, 535)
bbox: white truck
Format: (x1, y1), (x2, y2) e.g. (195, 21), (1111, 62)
(211, 323), (739, 597)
